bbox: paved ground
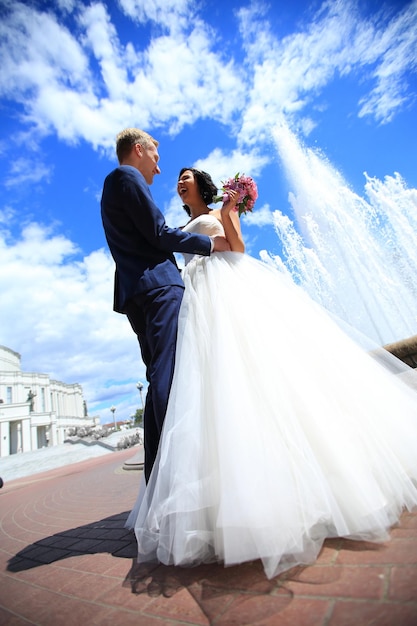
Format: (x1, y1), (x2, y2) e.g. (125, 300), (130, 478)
(1, 448), (417, 626)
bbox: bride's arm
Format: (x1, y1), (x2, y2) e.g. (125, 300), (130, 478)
(215, 191), (245, 253)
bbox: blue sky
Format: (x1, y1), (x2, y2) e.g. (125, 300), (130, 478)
(1, 0), (416, 424)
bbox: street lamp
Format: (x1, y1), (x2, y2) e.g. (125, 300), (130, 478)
(136, 381), (144, 410)
(136, 381), (145, 428)
(110, 405), (116, 431)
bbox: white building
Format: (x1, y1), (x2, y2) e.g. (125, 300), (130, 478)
(0, 345), (99, 457)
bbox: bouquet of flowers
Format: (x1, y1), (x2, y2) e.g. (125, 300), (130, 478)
(214, 173), (258, 216)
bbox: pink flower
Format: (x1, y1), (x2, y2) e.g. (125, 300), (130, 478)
(214, 173), (258, 216)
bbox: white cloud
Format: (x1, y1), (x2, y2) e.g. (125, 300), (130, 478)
(118, 0), (193, 33)
(193, 147), (269, 189)
(358, 2), (417, 122)
(0, 206), (16, 225)
(0, 2), (90, 98)
(244, 203), (274, 227)
(56, 0), (78, 13)
(237, 0), (417, 142)
(79, 3), (129, 99)
(4, 158), (52, 189)
(128, 26), (245, 134)
(236, 2), (354, 141)
(0, 1), (244, 151)
(0, 220), (146, 421)
(1, 0), (415, 157)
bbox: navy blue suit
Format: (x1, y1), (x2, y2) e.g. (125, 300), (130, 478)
(101, 165), (211, 480)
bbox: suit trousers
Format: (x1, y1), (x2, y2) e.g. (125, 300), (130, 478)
(125, 285), (184, 482)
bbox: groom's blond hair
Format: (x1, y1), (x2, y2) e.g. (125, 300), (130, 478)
(116, 128), (159, 164)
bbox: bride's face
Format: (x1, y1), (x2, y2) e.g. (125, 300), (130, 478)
(177, 170), (200, 205)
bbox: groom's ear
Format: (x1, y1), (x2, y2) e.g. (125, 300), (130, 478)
(134, 143), (143, 158)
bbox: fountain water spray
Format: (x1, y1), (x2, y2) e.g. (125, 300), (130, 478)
(267, 123), (417, 345)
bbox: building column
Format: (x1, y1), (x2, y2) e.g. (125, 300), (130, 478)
(0, 421), (10, 457)
(50, 417), (58, 446)
(22, 419), (31, 452)
(31, 424), (38, 451)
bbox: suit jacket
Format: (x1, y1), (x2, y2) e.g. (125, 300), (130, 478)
(101, 165), (211, 313)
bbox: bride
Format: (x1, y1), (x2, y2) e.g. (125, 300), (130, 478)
(126, 167), (417, 579)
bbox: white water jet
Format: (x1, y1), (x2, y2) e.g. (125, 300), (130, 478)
(267, 123), (417, 345)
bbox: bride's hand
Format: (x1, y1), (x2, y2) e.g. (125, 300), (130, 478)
(221, 189), (239, 215)
(218, 189), (245, 253)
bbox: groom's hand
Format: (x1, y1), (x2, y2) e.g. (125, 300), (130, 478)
(212, 236), (231, 252)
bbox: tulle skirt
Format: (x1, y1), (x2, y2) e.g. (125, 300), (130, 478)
(126, 252), (417, 579)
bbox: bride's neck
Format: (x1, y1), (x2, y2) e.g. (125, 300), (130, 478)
(189, 200), (210, 220)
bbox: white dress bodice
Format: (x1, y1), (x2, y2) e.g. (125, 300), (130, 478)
(182, 214), (225, 265)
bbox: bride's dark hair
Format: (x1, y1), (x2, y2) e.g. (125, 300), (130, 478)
(178, 167), (218, 217)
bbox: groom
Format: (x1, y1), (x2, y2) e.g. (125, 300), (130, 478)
(101, 128), (229, 482)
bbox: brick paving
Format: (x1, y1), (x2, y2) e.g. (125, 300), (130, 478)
(1, 448), (417, 625)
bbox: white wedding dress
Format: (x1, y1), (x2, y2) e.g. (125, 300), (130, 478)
(126, 213), (417, 579)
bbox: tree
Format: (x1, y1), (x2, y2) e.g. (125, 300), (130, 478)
(133, 408), (143, 427)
